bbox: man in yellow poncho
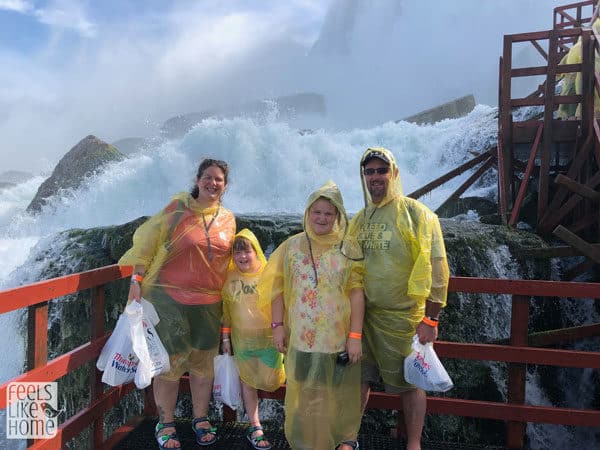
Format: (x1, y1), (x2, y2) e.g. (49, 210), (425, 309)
(260, 181), (365, 450)
(348, 148), (449, 450)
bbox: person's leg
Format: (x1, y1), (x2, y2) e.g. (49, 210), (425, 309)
(242, 381), (270, 448)
(190, 372), (217, 444)
(401, 388), (426, 450)
(154, 377), (181, 448)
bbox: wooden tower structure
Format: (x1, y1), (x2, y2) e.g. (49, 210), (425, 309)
(411, 0), (600, 278)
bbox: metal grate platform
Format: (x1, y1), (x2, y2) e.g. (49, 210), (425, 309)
(113, 418), (509, 450)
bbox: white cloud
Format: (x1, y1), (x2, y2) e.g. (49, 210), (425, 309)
(0, 0), (33, 13)
(34, 0), (96, 38)
(0, 0), (96, 37)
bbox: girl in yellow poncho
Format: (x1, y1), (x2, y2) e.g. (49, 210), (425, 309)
(259, 181), (365, 450)
(221, 229), (285, 450)
(119, 159), (235, 449)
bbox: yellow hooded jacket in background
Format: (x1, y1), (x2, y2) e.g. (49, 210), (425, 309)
(557, 19), (600, 119)
(259, 180), (364, 450)
(221, 229), (285, 392)
(348, 147), (449, 389)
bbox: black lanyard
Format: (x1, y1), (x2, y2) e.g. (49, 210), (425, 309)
(201, 205), (220, 261)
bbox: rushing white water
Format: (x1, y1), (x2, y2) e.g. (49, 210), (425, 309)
(0, 104), (498, 280)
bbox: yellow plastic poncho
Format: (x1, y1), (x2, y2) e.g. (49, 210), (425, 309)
(348, 147), (450, 389)
(119, 192), (236, 378)
(557, 19), (600, 119)
(259, 181), (364, 450)
(222, 229), (285, 392)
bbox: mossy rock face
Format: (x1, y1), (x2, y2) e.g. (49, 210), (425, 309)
(26, 135), (125, 213)
(29, 215), (558, 446)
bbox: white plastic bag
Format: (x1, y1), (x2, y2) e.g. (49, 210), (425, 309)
(404, 334), (454, 392)
(127, 299), (170, 389)
(212, 354), (242, 410)
(96, 314), (139, 386)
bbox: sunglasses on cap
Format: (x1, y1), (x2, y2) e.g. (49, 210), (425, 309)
(363, 167), (390, 175)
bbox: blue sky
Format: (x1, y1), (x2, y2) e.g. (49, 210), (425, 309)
(0, 0), (573, 172)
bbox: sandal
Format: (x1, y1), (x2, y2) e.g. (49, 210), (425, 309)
(246, 425), (272, 450)
(337, 441), (359, 449)
(155, 422), (180, 449)
(192, 417), (217, 446)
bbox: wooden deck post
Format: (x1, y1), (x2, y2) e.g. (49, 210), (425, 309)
(27, 302), (48, 371)
(539, 30), (559, 223)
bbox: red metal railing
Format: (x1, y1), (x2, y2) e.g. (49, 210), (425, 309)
(0, 265), (599, 449)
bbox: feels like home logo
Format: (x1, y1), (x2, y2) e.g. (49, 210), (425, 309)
(6, 382), (62, 439)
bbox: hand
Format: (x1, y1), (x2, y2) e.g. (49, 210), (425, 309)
(346, 338), (362, 364)
(273, 326), (287, 353)
(128, 282), (141, 303)
(416, 320), (438, 344)
(221, 339), (232, 355)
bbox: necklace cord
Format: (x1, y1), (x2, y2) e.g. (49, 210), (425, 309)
(201, 204), (221, 261)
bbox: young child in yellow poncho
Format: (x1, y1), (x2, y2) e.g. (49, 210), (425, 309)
(220, 229), (285, 450)
(259, 181), (365, 450)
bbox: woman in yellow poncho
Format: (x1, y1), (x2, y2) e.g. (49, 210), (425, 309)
(259, 181), (365, 450)
(119, 159), (236, 449)
(220, 229), (285, 450)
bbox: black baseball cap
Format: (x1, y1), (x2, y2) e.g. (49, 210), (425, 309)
(362, 149), (390, 166)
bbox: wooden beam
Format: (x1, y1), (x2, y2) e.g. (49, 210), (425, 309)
(434, 157), (495, 214)
(529, 40), (548, 60)
(512, 244), (600, 258)
(539, 30), (559, 225)
(539, 132), (595, 232)
(555, 174), (600, 201)
(553, 225), (600, 264)
(511, 66), (547, 77)
(500, 37), (514, 221)
(512, 119), (578, 144)
(407, 148), (495, 199)
(541, 171), (600, 233)
(509, 123), (543, 226)
(528, 324), (600, 347)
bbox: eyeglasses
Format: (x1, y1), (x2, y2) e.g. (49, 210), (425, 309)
(363, 167), (390, 175)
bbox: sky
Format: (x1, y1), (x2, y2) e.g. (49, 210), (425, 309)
(0, 0), (575, 173)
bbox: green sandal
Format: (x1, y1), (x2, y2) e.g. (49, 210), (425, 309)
(155, 422), (180, 449)
(192, 417), (217, 446)
(246, 425), (272, 450)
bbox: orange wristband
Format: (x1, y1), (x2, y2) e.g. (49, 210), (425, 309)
(422, 316), (438, 327)
(221, 327), (231, 333)
(348, 332), (362, 340)
(130, 273), (143, 284)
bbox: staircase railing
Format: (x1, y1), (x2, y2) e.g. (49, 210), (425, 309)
(0, 265), (599, 449)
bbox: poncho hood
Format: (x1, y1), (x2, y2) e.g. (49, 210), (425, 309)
(359, 147), (403, 209)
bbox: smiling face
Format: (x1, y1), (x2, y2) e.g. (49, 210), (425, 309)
(308, 198), (338, 236)
(363, 158), (391, 204)
(195, 164), (226, 206)
(233, 245), (260, 273)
